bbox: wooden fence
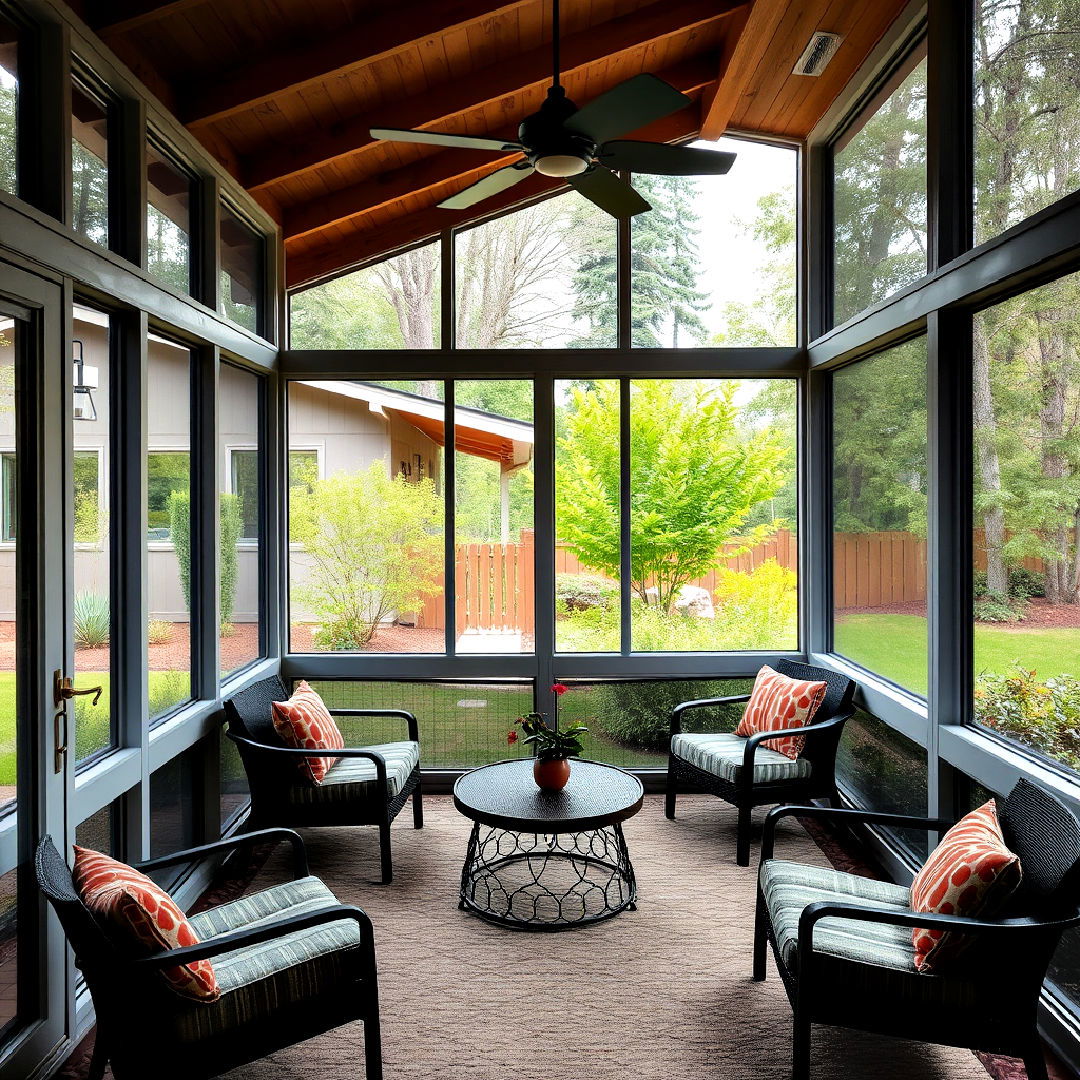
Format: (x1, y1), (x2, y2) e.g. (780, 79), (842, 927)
(416, 527), (1021, 633)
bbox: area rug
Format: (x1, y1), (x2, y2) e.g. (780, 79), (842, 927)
(208, 795), (995, 1080)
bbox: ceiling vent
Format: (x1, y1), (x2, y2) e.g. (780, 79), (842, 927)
(793, 31), (843, 77)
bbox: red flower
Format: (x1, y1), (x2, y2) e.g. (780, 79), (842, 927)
(551, 683), (568, 696)
(507, 730), (518, 745)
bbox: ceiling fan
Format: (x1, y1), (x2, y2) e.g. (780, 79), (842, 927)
(369, 0), (735, 219)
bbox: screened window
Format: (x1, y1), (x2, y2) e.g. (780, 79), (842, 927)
(455, 194), (615, 348)
(631, 137), (798, 348)
(147, 139), (193, 293)
(831, 339), (928, 695)
(290, 241), (441, 349)
(149, 752), (198, 870)
(971, 274), (1080, 774)
(219, 204), (262, 334)
(833, 48), (927, 327)
(71, 77), (110, 247)
(975, 0), (1080, 245)
(0, 15), (17, 196)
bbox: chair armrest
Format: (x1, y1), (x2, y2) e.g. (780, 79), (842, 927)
(760, 805), (956, 863)
(328, 708), (419, 743)
(671, 694), (751, 735)
(797, 899), (1080, 961)
(226, 732), (389, 786)
(132, 904), (375, 969)
(133, 828), (309, 880)
(738, 713), (851, 794)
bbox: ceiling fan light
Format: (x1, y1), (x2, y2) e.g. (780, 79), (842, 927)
(534, 154), (588, 177)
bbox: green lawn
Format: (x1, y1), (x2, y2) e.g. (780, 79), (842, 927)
(834, 613), (1079, 696)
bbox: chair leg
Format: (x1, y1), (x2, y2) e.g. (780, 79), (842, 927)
(752, 892), (768, 981)
(664, 757), (676, 819)
(412, 779), (424, 829)
(736, 803), (752, 866)
(792, 1010), (811, 1080)
(828, 787), (842, 809)
(1023, 1042), (1049, 1080)
(364, 1006), (384, 1080)
(88, 1034), (108, 1080)
(379, 821), (393, 885)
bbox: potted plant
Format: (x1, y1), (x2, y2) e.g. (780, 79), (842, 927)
(507, 684), (588, 791)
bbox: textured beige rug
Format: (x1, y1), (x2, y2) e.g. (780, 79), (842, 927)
(219, 795), (990, 1080)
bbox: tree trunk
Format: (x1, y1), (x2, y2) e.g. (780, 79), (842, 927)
(973, 320), (1008, 595)
(1036, 301), (1070, 603)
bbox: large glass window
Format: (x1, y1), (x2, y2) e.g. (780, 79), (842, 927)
(0, 316), (17, 815)
(220, 363), (262, 677)
(147, 336), (192, 721)
(0, 15), (17, 196)
(455, 195), (615, 348)
(147, 139), (193, 293)
(632, 137), (798, 348)
(71, 77), (110, 247)
(219, 204), (262, 334)
(149, 752), (198, 871)
(975, 0), (1080, 245)
(454, 380), (534, 654)
(290, 241), (441, 349)
(831, 339), (928, 695)
(288, 381), (444, 653)
(971, 274), (1080, 773)
(833, 49), (927, 327)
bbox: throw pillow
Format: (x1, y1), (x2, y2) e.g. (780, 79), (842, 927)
(734, 665), (828, 759)
(910, 799), (1022, 973)
(271, 679), (345, 784)
(73, 846), (220, 1002)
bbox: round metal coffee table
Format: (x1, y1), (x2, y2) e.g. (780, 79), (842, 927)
(453, 758), (644, 930)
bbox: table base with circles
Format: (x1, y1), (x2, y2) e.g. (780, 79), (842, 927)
(458, 821), (637, 930)
(453, 758), (644, 932)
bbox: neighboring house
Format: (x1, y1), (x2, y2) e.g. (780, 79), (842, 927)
(0, 309), (534, 625)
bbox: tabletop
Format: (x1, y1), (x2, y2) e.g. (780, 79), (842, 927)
(453, 758), (644, 833)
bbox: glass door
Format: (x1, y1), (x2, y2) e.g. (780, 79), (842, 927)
(0, 264), (70, 1075)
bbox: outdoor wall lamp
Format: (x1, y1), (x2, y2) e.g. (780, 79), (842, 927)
(73, 340), (98, 422)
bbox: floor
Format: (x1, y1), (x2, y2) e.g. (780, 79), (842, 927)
(60, 796), (1066, 1079)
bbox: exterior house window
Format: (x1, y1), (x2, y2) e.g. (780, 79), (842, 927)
(147, 451), (190, 540)
(2, 449), (100, 542)
(231, 448), (317, 541)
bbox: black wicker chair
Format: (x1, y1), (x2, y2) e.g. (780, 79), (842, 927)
(224, 674), (423, 884)
(754, 779), (1080, 1080)
(665, 660), (857, 865)
(36, 829), (382, 1080)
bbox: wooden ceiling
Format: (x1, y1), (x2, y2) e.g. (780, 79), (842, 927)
(73, 0), (910, 288)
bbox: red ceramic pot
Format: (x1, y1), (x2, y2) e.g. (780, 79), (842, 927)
(533, 757), (571, 791)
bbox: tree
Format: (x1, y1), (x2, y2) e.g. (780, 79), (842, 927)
(554, 380), (789, 612)
(570, 175), (709, 348)
(290, 463), (443, 649)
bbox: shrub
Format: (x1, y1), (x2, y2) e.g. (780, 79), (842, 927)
(556, 573), (617, 613)
(587, 678), (754, 752)
(973, 592), (1027, 623)
(74, 592), (110, 648)
(147, 620), (173, 645)
(973, 567), (1044, 600)
(148, 670), (190, 719)
(168, 490), (242, 631)
(974, 664), (1080, 772)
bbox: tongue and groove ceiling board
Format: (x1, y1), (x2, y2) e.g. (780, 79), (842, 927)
(73, 0), (911, 288)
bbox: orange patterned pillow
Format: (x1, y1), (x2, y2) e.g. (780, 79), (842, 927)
(734, 665), (827, 759)
(73, 846), (219, 1002)
(910, 800), (1022, 973)
(271, 679), (345, 784)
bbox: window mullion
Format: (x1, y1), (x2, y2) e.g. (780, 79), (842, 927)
(619, 379), (631, 656)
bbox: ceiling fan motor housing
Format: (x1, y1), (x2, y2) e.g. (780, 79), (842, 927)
(521, 86), (596, 176)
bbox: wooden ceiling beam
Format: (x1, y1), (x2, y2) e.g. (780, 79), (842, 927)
(244, 0), (746, 192)
(699, 0), (788, 140)
(89, 0), (211, 37)
(285, 102), (704, 289)
(180, 0), (535, 129)
(283, 58), (717, 241)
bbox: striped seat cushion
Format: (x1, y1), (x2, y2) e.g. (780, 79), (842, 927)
(177, 876), (365, 1043)
(761, 858), (916, 971)
(671, 732), (813, 785)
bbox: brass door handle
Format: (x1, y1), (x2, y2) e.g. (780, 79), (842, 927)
(54, 671), (103, 708)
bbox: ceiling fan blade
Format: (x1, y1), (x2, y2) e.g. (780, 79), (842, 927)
(563, 74), (691, 145)
(438, 163), (534, 210)
(567, 166), (650, 219)
(599, 140), (737, 177)
(370, 127), (523, 153)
